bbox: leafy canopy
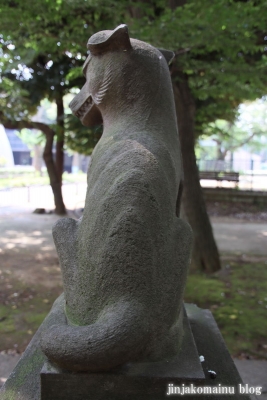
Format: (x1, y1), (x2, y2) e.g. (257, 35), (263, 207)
(197, 98), (267, 160)
(1, 0), (267, 151)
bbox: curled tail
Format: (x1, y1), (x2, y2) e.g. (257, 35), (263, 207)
(40, 296), (150, 372)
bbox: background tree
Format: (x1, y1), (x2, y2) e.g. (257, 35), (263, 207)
(133, 0), (267, 272)
(236, 99), (267, 157)
(0, 0), (126, 214)
(196, 98), (267, 162)
(201, 118), (265, 161)
(65, 114), (103, 156)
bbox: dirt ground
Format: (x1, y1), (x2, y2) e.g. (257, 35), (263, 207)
(0, 201), (266, 288)
(0, 206), (63, 353)
(1, 202), (267, 396)
(207, 200), (267, 222)
(0, 201), (267, 352)
(0, 208), (61, 288)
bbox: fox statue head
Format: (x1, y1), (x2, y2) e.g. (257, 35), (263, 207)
(69, 24), (174, 127)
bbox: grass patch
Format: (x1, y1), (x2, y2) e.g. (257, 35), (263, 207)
(0, 171), (86, 189)
(0, 272), (62, 352)
(1, 260), (266, 358)
(0, 174), (49, 188)
(184, 261), (267, 358)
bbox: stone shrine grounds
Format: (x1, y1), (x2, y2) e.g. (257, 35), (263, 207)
(0, 200), (267, 397)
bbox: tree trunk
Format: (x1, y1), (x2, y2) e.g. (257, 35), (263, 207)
(55, 95), (65, 186)
(216, 143), (225, 161)
(172, 71), (221, 273)
(1, 117), (66, 215)
(43, 127), (66, 215)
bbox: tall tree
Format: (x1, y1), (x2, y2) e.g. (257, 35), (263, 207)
(130, 0), (267, 271)
(0, 0), (126, 214)
(0, 59), (71, 214)
(201, 116), (266, 161)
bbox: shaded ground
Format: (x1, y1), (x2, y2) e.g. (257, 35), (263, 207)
(0, 202), (267, 396)
(0, 206), (63, 352)
(207, 199), (267, 259)
(206, 200), (267, 222)
(0, 209), (62, 288)
(212, 218), (267, 257)
(0, 202), (267, 353)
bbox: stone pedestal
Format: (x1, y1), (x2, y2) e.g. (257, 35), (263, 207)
(40, 309), (204, 400)
(0, 303), (251, 400)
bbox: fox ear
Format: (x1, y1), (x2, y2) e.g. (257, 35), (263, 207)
(87, 24), (132, 55)
(158, 48), (175, 65)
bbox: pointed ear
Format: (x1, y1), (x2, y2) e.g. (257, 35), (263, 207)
(87, 24), (132, 55)
(158, 48), (175, 65)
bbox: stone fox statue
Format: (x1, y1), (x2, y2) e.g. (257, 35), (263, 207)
(41, 24), (192, 372)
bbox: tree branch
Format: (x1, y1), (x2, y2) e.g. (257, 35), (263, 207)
(1, 117), (55, 137)
(226, 132), (258, 153)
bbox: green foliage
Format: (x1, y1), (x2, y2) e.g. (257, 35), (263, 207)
(0, 170), (86, 189)
(185, 261), (267, 357)
(0, 271), (62, 352)
(65, 114), (103, 155)
(0, 0), (128, 65)
(197, 98), (267, 160)
(66, 67), (85, 82)
(1, 0), (267, 152)
(136, 2), (266, 78)
(18, 129), (45, 147)
(0, 77), (33, 121)
(237, 98), (267, 154)
(200, 119), (253, 160)
(131, 0), (267, 130)
(0, 173), (50, 189)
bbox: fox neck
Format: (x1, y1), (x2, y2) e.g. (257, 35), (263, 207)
(97, 90), (177, 141)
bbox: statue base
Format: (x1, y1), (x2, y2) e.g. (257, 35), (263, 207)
(0, 303), (251, 400)
(40, 307), (204, 400)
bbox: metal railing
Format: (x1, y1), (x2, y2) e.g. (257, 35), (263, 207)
(197, 159), (267, 191)
(0, 182), (87, 209)
(1, 158), (267, 210)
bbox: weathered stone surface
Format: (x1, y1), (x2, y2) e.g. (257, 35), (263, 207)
(40, 24), (192, 372)
(40, 308), (205, 400)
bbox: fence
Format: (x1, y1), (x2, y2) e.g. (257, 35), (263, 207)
(0, 160), (267, 210)
(197, 159), (267, 191)
(0, 182), (87, 210)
